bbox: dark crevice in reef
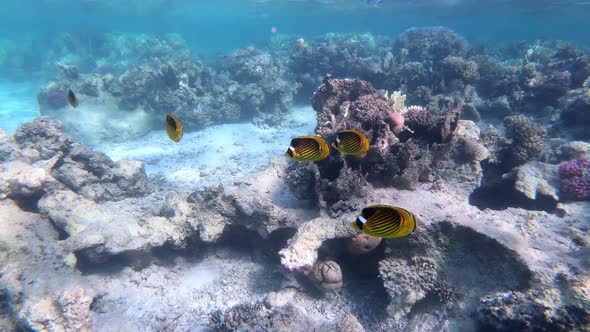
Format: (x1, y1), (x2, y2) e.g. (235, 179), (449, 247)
(76, 250), (138, 275)
(48, 218), (70, 241)
(9, 190), (45, 213)
(469, 176), (558, 213)
(384, 221), (533, 327)
(217, 225), (298, 264)
(436, 222), (532, 299)
(317, 158), (345, 182)
(469, 161), (558, 213)
(75, 225), (298, 275)
(0, 286), (20, 332)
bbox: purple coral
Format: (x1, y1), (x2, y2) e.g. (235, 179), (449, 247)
(559, 158), (590, 201)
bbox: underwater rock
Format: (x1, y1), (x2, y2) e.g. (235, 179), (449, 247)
(38, 190), (176, 263)
(56, 148), (149, 202)
(20, 286), (93, 332)
(0, 129), (14, 162)
(10, 118), (151, 201)
(0, 160), (47, 200)
(570, 55), (590, 88)
(13, 117), (74, 163)
(182, 184), (310, 242)
(477, 290), (583, 331)
(347, 234), (382, 255)
(475, 95), (513, 119)
(0, 198), (80, 330)
(470, 161), (561, 212)
(557, 141), (590, 161)
(560, 88), (590, 140)
(513, 162), (560, 203)
(308, 260), (343, 292)
(212, 287), (365, 332)
(279, 216), (354, 273)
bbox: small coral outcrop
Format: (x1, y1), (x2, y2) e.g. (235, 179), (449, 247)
(559, 158), (590, 201)
(308, 260), (343, 292)
(285, 76), (477, 214)
(347, 234), (382, 255)
(503, 114), (547, 167)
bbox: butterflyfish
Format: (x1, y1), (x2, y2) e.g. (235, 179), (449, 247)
(331, 129), (370, 155)
(352, 205), (417, 239)
(67, 89), (79, 108)
(165, 113), (184, 142)
(284, 136), (330, 162)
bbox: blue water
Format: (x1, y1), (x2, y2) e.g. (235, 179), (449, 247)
(0, 80), (39, 133)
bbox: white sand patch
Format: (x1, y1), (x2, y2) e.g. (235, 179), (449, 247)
(95, 106), (316, 190)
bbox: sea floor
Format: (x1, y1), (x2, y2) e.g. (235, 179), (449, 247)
(0, 80), (40, 134)
(94, 106), (317, 190)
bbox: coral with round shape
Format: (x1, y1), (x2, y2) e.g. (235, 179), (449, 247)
(402, 105), (440, 139)
(559, 158), (590, 201)
(347, 234), (382, 255)
(388, 112), (405, 135)
(442, 56), (480, 82)
(308, 260), (343, 292)
(503, 114), (547, 167)
(379, 257), (437, 320)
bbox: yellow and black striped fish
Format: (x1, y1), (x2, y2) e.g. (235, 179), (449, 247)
(67, 89), (79, 108)
(352, 205), (417, 239)
(284, 136), (330, 162)
(331, 130), (370, 155)
(165, 113), (183, 142)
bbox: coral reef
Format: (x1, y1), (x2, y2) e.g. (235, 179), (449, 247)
(1, 113), (588, 331)
(36, 34), (306, 144)
(559, 158), (590, 201)
(478, 290), (585, 331)
(287, 76), (473, 213)
(3, 27), (590, 332)
(560, 88), (590, 140)
(286, 33), (395, 96)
